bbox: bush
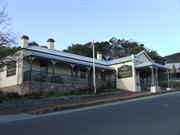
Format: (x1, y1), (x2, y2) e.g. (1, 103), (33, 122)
(23, 92), (42, 99)
(0, 91), (7, 102)
(41, 91), (57, 98)
(0, 91), (20, 103)
(159, 81), (168, 88)
(5, 92), (20, 99)
(170, 80), (180, 88)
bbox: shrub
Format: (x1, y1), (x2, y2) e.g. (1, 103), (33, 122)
(41, 91), (56, 98)
(159, 81), (168, 88)
(0, 91), (6, 102)
(5, 92), (20, 99)
(0, 91), (20, 102)
(23, 92), (42, 99)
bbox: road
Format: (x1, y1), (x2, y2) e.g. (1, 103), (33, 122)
(0, 92), (180, 135)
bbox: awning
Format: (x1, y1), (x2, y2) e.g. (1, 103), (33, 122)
(135, 61), (170, 70)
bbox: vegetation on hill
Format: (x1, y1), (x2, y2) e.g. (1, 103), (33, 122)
(164, 52), (180, 63)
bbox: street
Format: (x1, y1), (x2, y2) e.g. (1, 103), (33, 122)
(0, 92), (180, 135)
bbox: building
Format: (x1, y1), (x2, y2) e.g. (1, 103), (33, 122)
(164, 52), (180, 79)
(0, 35), (170, 95)
(165, 63), (180, 78)
(165, 60), (180, 79)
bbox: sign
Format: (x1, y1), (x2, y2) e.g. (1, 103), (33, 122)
(118, 65), (132, 78)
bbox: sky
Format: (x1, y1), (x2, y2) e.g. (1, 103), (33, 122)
(1, 0), (180, 56)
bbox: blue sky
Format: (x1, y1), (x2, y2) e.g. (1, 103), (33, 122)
(1, 0), (180, 56)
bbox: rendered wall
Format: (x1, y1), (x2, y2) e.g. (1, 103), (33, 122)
(0, 61), (23, 90)
(54, 63), (71, 75)
(135, 53), (151, 65)
(110, 60), (138, 92)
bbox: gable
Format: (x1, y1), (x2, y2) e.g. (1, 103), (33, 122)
(135, 51), (152, 64)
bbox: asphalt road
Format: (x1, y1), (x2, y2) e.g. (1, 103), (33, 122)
(1, 92), (180, 135)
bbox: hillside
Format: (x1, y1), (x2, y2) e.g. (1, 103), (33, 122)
(164, 52), (180, 63)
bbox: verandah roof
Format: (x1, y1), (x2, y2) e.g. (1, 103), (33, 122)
(135, 61), (170, 70)
(24, 47), (115, 71)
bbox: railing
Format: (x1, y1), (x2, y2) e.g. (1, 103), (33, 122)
(159, 80), (180, 89)
(23, 70), (116, 88)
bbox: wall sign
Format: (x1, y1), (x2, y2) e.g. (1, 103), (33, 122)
(118, 65), (132, 78)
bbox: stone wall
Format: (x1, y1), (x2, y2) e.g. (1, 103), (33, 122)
(0, 81), (88, 95)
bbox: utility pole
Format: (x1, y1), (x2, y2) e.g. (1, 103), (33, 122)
(92, 40), (96, 94)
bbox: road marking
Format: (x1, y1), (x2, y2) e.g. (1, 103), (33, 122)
(0, 90), (180, 124)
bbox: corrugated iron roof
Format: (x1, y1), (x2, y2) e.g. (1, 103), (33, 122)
(23, 46), (132, 69)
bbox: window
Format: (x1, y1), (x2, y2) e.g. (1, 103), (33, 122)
(73, 66), (78, 77)
(80, 68), (86, 78)
(40, 60), (48, 73)
(7, 62), (16, 77)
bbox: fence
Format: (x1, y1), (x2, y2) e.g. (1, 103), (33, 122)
(23, 70), (116, 89)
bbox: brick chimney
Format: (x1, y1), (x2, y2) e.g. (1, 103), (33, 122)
(97, 51), (102, 61)
(21, 35), (29, 48)
(47, 38), (55, 50)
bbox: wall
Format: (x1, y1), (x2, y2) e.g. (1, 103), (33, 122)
(136, 53), (150, 64)
(54, 63), (71, 75)
(109, 60), (138, 92)
(0, 51), (24, 90)
(105, 71), (114, 80)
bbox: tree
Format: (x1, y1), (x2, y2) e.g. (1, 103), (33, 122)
(64, 37), (164, 64)
(0, 6), (18, 68)
(0, 6), (16, 47)
(108, 37), (123, 59)
(172, 64), (177, 78)
(146, 50), (164, 64)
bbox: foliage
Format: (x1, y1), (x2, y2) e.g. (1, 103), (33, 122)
(172, 64), (177, 78)
(147, 50), (165, 64)
(0, 46), (21, 70)
(0, 6), (18, 68)
(0, 6), (16, 47)
(0, 46), (21, 59)
(64, 37), (164, 64)
(64, 42), (93, 58)
(0, 91), (20, 103)
(164, 52), (180, 63)
(23, 92), (43, 99)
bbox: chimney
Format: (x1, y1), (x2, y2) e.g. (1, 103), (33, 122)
(47, 38), (55, 50)
(97, 51), (102, 61)
(21, 35), (29, 48)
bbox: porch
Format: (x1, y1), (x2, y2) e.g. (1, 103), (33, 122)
(136, 61), (171, 93)
(22, 56), (116, 93)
